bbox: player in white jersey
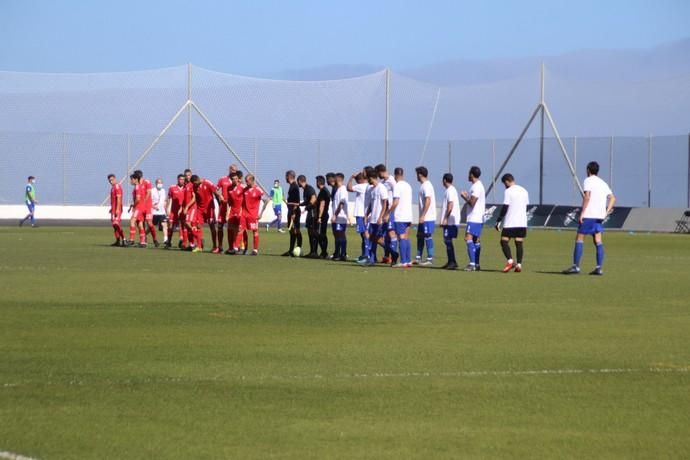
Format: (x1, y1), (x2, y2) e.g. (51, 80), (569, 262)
(460, 166), (485, 271)
(347, 172), (371, 262)
(563, 161), (616, 275)
(415, 166), (436, 266)
(494, 174), (529, 273)
(330, 173), (349, 261)
(358, 166), (389, 266)
(375, 164), (397, 264)
(440, 173), (461, 270)
(389, 168), (413, 268)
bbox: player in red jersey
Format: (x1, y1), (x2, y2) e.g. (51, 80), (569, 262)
(179, 174), (199, 251)
(134, 170), (159, 246)
(107, 174), (124, 246)
(216, 164), (238, 253)
(225, 172), (245, 254)
(166, 174), (186, 249)
(192, 175), (221, 252)
(127, 173), (147, 247)
(242, 174), (270, 255)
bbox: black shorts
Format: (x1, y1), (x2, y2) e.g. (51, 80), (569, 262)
(289, 207), (301, 230)
(152, 214), (168, 227)
(501, 227), (527, 238)
(305, 208), (317, 228)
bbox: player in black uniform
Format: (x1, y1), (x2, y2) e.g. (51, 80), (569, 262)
(283, 170), (302, 257)
(316, 175), (331, 258)
(298, 175), (318, 257)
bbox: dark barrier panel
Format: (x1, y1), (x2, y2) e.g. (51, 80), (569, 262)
(545, 206), (632, 229)
(461, 204), (555, 227)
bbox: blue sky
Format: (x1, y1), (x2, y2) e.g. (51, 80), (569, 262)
(1, 0), (689, 75)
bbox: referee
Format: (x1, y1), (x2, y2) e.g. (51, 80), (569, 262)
(315, 175), (331, 258)
(283, 170), (303, 257)
(298, 175), (318, 257)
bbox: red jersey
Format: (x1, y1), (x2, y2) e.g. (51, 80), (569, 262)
(133, 183), (146, 209)
(140, 178), (153, 212)
(228, 183), (245, 216)
(168, 184), (185, 213)
(194, 179), (217, 211)
(243, 186), (264, 219)
(182, 182), (196, 211)
(217, 176), (232, 203)
(110, 183), (123, 214)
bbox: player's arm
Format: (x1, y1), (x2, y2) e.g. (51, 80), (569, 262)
(579, 191), (591, 224)
(443, 200), (454, 227)
(460, 191), (477, 207)
(115, 193), (122, 217)
(377, 198), (388, 225)
(184, 192), (196, 213)
(419, 196), (431, 224)
(389, 197), (399, 217)
(495, 205), (508, 231)
(317, 199), (326, 222)
(606, 193), (616, 215)
(346, 173), (356, 193)
(259, 197), (271, 219)
(332, 199), (344, 223)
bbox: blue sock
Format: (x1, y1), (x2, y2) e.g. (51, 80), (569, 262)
(417, 236), (424, 259)
(466, 240), (476, 264)
(390, 237), (399, 262)
(474, 242), (481, 265)
(445, 239), (455, 263)
(596, 243), (604, 267)
(30, 214), (35, 225)
(384, 233), (391, 257)
(363, 237), (371, 258)
(398, 239), (408, 264)
(425, 237), (434, 260)
(360, 234), (367, 258)
(341, 237), (347, 257)
(573, 240), (584, 267)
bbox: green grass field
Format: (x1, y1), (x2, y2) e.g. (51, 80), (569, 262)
(1, 226), (689, 459)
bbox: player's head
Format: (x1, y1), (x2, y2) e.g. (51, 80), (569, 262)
(394, 167), (404, 181)
(190, 174), (201, 187)
(335, 173), (345, 185)
(273, 179), (280, 188)
(184, 169), (192, 182)
(586, 161), (599, 177)
(415, 166), (428, 182)
(129, 173), (138, 185)
(133, 170), (143, 180)
(236, 170), (244, 182)
(297, 174), (307, 187)
(365, 166), (378, 185)
(229, 164), (238, 175)
(177, 174), (185, 186)
(362, 165), (372, 176)
(501, 173), (515, 188)
(230, 172), (239, 185)
(27, 175), (35, 183)
(245, 174), (255, 187)
(326, 172), (336, 186)
(316, 175), (326, 188)
(375, 163), (388, 179)
(442, 173), (453, 188)
(107, 174), (116, 185)
(285, 170), (296, 183)
(355, 173), (367, 184)
(155, 178), (163, 189)
(468, 166), (481, 182)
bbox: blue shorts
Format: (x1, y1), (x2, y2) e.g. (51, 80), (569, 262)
(466, 222), (483, 237)
(443, 225), (458, 239)
(418, 221), (435, 236)
(385, 215), (395, 231)
(273, 205), (282, 215)
(394, 222), (411, 236)
(578, 218), (604, 235)
(368, 223), (384, 238)
(26, 202), (35, 214)
(355, 216), (367, 234)
(332, 222), (347, 232)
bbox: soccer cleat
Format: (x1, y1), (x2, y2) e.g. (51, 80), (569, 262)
(502, 261), (515, 273)
(319, 252), (328, 259)
(412, 258), (421, 265)
(281, 251), (291, 257)
(178, 240), (184, 249)
(110, 241), (121, 247)
(589, 267), (603, 276)
(475, 264), (481, 271)
(278, 229), (285, 233)
(514, 263), (522, 273)
(192, 247), (203, 253)
(391, 263), (406, 268)
(404, 262), (413, 268)
(562, 265), (581, 274)
(337, 256), (348, 262)
(224, 249), (234, 255)
(251, 249), (259, 256)
(18, 219), (24, 227)
(357, 258), (371, 266)
(445, 262), (458, 270)
(211, 247), (221, 254)
(463, 264), (477, 272)
(419, 260), (433, 266)
(153, 239), (160, 248)
(242, 248), (248, 255)
(381, 256), (392, 264)
(164, 241), (171, 249)
(137, 243), (147, 249)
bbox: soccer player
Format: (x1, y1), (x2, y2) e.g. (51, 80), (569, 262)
(192, 175), (219, 253)
(127, 173), (147, 247)
(415, 166), (436, 266)
(243, 174), (269, 255)
(375, 164), (397, 263)
(184, 168), (193, 183)
(225, 172), (245, 254)
(19, 176), (38, 228)
(563, 161), (616, 275)
(107, 174), (124, 246)
(282, 170), (302, 257)
(347, 172), (371, 261)
(297, 175), (318, 257)
(216, 165), (233, 252)
(133, 170), (159, 246)
(269, 179), (285, 232)
(495, 173), (529, 273)
(389, 168), (412, 267)
(166, 174), (186, 249)
(179, 173), (199, 251)
(359, 166), (388, 266)
(330, 173), (349, 261)
(315, 175), (331, 258)
(460, 166), (486, 271)
(440, 173), (461, 270)
(151, 178), (169, 247)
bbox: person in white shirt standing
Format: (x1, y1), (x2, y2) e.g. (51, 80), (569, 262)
(563, 161), (616, 276)
(151, 178), (169, 247)
(415, 166), (436, 266)
(330, 172), (350, 261)
(460, 166), (485, 271)
(358, 166), (389, 266)
(375, 163), (397, 264)
(440, 173), (461, 270)
(347, 171), (371, 262)
(389, 167), (413, 268)
(495, 173), (529, 273)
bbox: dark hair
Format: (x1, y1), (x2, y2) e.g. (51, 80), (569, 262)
(285, 170), (296, 179)
(130, 173), (138, 180)
(107, 174), (116, 180)
(336, 173), (345, 180)
(325, 172), (335, 179)
(354, 173), (363, 181)
(501, 173), (514, 184)
(316, 175), (325, 186)
(184, 169), (192, 174)
(236, 170), (243, 178)
(28, 176), (35, 181)
(375, 163), (387, 173)
(442, 173), (453, 184)
(394, 167), (404, 176)
(469, 166), (481, 178)
(133, 170), (143, 179)
(297, 174), (306, 183)
(587, 161), (599, 175)
(229, 172), (238, 179)
(364, 166), (377, 179)
(415, 166), (428, 178)
(190, 174), (200, 183)
(177, 174), (185, 179)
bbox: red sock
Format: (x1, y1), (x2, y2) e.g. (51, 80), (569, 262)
(234, 231), (243, 250)
(113, 225), (120, 240)
(243, 231), (248, 250)
(139, 227), (146, 244)
(217, 226), (224, 250)
(195, 228), (203, 248)
(181, 226), (189, 247)
(148, 223), (158, 241)
(129, 226), (136, 241)
(253, 232), (259, 250)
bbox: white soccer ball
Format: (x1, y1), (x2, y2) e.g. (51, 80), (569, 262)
(292, 246), (302, 257)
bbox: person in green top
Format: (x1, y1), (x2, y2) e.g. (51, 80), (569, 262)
(268, 179), (285, 232)
(20, 175), (38, 227)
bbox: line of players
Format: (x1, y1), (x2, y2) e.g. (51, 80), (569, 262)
(107, 165), (270, 255)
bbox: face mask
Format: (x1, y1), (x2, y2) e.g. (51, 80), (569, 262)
(156, 184), (163, 190)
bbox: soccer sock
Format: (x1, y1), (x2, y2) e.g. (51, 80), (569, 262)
(384, 233), (391, 257)
(112, 225), (119, 241)
(573, 240), (584, 267)
(425, 237), (434, 260)
(129, 226), (136, 241)
(181, 226), (189, 247)
(196, 228), (204, 248)
(445, 239), (455, 264)
(369, 240), (377, 262)
(149, 224), (158, 241)
(30, 214), (35, 225)
(474, 241), (481, 265)
(217, 227), (224, 249)
(466, 240), (476, 264)
(417, 236), (424, 259)
(289, 233), (296, 252)
(139, 227), (146, 244)
(243, 231), (248, 250)
(595, 243), (604, 267)
(501, 240), (512, 260)
(389, 237), (399, 263)
(363, 237), (371, 258)
(253, 232), (259, 250)
(516, 241), (524, 264)
(400, 239), (411, 264)
(360, 234), (366, 258)
(276, 219), (281, 230)
(296, 231), (303, 248)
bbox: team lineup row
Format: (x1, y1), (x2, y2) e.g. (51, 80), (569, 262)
(107, 161), (616, 273)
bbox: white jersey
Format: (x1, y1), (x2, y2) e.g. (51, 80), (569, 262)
(331, 185), (349, 224)
(466, 180), (486, 224)
(383, 176), (396, 205)
(370, 183), (388, 223)
(502, 184), (529, 228)
(151, 187), (167, 216)
(442, 185), (461, 226)
(352, 183), (369, 217)
(392, 180), (413, 223)
(582, 175), (613, 219)
(418, 180), (437, 222)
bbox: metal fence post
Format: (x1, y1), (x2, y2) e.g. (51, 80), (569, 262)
(492, 139), (496, 202)
(448, 141), (452, 174)
(62, 132), (67, 205)
(253, 137), (258, 177)
(648, 134), (653, 208)
(609, 135), (614, 190)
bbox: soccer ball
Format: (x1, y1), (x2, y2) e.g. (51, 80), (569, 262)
(292, 246), (302, 257)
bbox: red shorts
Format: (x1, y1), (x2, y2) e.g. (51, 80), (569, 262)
(131, 208), (144, 222)
(111, 214), (122, 226)
(169, 211), (180, 226)
(228, 214), (243, 229)
(200, 206), (216, 224)
(181, 208), (199, 227)
(245, 217), (258, 231)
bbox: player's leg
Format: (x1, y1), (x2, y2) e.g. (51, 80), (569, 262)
(415, 226), (425, 264)
(387, 227), (399, 265)
(318, 220), (329, 258)
(564, 232), (586, 274)
(147, 214), (158, 245)
(514, 236), (524, 272)
(473, 236), (481, 268)
(501, 235), (514, 272)
(590, 232), (604, 275)
(161, 217), (168, 245)
(464, 224), (477, 271)
(399, 224), (412, 266)
(128, 211), (138, 244)
(422, 223), (435, 265)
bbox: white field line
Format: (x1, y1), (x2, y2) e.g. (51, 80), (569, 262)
(0, 451), (40, 460)
(2, 367), (688, 388)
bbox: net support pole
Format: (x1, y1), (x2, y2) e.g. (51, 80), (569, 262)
(448, 141), (452, 174)
(539, 63), (545, 205)
(62, 132), (67, 205)
(609, 135), (614, 189)
(543, 103), (584, 196)
(573, 135), (578, 203)
(492, 139), (497, 202)
(648, 134), (653, 208)
(187, 63), (193, 170)
(384, 68), (390, 167)
(419, 87), (441, 164)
